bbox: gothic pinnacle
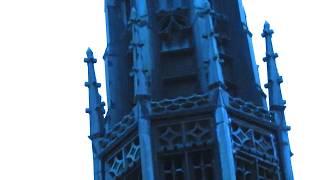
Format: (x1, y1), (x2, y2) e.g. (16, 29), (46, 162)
(262, 22), (286, 110)
(86, 47), (94, 59)
(262, 22), (294, 180)
(129, 7), (137, 21)
(129, 7), (149, 99)
(84, 48), (105, 138)
(201, 1), (225, 90)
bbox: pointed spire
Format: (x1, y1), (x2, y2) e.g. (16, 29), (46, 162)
(131, 2), (156, 179)
(129, 7), (137, 22)
(128, 7), (139, 28)
(86, 47), (94, 59)
(262, 22), (286, 110)
(197, 0), (225, 90)
(262, 22), (294, 180)
(84, 48), (106, 138)
(129, 7), (149, 100)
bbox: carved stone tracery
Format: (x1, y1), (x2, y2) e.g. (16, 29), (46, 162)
(107, 137), (140, 178)
(157, 118), (213, 152)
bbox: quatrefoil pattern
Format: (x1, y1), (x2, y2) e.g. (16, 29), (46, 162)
(232, 123), (278, 162)
(126, 142), (140, 167)
(232, 126), (253, 148)
(94, 112), (136, 156)
(157, 119), (213, 152)
(109, 156), (125, 177)
(108, 138), (141, 177)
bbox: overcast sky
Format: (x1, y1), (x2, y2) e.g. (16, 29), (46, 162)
(0, 0), (319, 179)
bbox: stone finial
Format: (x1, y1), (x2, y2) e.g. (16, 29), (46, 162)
(262, 22), (286, 109)
(84, 48), (106, 137)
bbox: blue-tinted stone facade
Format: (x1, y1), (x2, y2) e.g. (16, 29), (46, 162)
(84, 0), (294, 179)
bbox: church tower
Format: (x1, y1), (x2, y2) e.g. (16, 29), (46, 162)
(84, 0), (294, 179)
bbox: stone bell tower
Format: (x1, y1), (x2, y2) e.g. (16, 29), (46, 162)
(84, 0), (294, 179)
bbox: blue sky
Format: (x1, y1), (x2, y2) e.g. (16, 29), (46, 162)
(0, 0), (319, 179)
